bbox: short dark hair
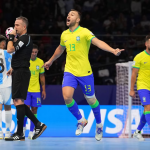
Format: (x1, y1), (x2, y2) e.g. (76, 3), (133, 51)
(71, 9), (82, 19)
(33, 44), (38, 50)
(0, 35), (6, 43)
(16, 16), (28, 28)
(145, 35), (150, 42)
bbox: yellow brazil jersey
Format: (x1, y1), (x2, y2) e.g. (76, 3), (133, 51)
(60, 26), (95, 77)
(132, 50), (150, 90)
(28, 57), (45, 92)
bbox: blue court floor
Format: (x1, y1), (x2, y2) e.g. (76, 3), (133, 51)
(0, 138), (150, 150)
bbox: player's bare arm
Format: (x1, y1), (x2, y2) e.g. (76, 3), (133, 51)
(40, 73), (46, 100)
(91, 37), (124, 56)
(129, 68), (139, 98)
(43, 45), (65, 70)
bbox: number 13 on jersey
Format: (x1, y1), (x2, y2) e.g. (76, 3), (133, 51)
(69, 44), (75, 51)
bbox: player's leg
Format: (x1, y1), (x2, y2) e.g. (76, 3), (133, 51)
(3, 87), (12, 139)
(77, 74), (102, 141)
(29, 107), (38, 139)
(23, 105), (30, 137)
(4, 105), (12, 138)
(29, 92), (41, 139)
(5, 69), (46, 141)
(23, 92), (31, 136)
(133, 89), (149, 141)
(0, 103), (3, 139)
(62, 72), (87, 135)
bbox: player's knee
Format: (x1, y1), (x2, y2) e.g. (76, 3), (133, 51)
(63, 93), (72, 103)
(84, 94), (97, 105)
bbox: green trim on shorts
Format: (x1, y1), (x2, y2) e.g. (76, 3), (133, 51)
(34, 114), (37, 118)
(90, 100), (99, 108)
(66, 99), (75, 108)
(144, 111), (150, 115)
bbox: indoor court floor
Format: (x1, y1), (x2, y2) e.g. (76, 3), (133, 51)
(0, 137), (150, 150)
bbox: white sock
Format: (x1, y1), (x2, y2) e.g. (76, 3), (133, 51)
(5, 110), (12, 131)
(96, 123), (103, 128)
(0, 110), (2, 130)
(78, 117), (85, 123)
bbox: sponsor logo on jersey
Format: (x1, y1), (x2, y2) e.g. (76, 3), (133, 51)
(90, 32), (94, 36)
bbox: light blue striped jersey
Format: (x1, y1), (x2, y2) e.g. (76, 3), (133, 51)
(0, 49), (12, 88)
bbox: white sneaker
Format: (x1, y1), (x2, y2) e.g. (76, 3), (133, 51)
(133, 130), (145, 141)
(75, 119), (88, 136)
(28, 131), (33, 140)
(95, 124), (103, 141)
(0, 131), (4, 140)
(5, 131), (11, 139)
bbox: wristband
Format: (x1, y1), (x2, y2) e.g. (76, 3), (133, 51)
(8, 34), (15, 41)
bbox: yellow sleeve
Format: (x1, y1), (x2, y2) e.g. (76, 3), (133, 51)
(132, 55), (140, 69)
(85, 29), (95, 42)
(60, 32), (66, 47)
(40, 60), (45, 74)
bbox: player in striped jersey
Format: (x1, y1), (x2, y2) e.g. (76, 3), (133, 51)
(0, 35), (12, 139)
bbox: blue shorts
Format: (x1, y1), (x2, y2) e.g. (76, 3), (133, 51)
(62, 72), (95, 97)
(24, 92), (41, 107)
(138, 89), (150, 106)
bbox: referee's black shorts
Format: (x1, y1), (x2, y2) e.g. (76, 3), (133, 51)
(12, 68), (30, 100)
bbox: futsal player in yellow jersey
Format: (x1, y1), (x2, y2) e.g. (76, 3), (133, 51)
(130, 35), (150, 141)
(44, 9), (124, 141)
(23, 44), (46, 139)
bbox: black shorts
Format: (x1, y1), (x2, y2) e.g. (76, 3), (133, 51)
(12, 68), (30, 100)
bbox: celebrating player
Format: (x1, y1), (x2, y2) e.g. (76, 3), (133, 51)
(0, 35), (12, 139)
(23, 44), (46, 139)
(43, 9), (124, 141)
(130, 35), (150, 141)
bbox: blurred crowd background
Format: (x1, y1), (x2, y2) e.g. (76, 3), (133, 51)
(0, 0), (150, 85)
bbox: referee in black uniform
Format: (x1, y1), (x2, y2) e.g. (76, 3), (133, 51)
(5, 16), (47, 141)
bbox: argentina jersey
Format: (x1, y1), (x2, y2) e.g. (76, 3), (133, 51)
(0, 49), (12, 88)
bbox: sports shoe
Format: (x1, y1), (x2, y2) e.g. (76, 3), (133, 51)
(0, 131), (4, 140)
(75, 119), (88, 136)
(5, 133), (25, 141)
(133, 130), (145, 141)
(28, 131), (33, 140)
(95, 125), (103, 141)
(32, 122), (47, 140)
